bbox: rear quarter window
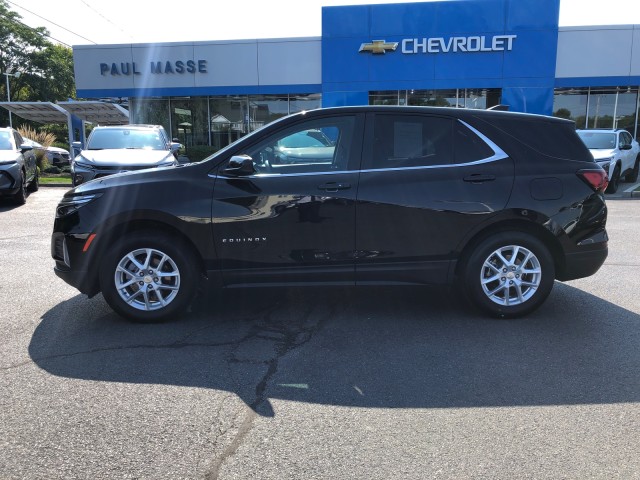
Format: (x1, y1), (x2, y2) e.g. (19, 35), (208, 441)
(479, 116), (592, 161)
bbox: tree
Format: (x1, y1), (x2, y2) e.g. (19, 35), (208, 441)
(0, 0), (75, 127)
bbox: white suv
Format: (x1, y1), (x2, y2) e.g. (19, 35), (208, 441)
(71, 124), (181, 186)
(577, 129), (640, 193)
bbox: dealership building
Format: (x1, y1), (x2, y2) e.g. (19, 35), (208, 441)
(69, 0), (640, 150)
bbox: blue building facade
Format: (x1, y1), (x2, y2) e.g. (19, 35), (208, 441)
(321, 0), (559, 114)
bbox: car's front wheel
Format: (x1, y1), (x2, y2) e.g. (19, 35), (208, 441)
(99, 231), (199, 323)
(462, 232), (555, 318)
(12, 170), (27, 205)
(27, 168), (39, 193)
(606, 164), (621, 193)
(625, 156), (640, 183)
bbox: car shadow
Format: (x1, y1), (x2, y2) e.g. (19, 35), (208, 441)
(29, 283), (640, 417)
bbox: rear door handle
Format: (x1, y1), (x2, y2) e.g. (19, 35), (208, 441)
(318, 182), (351, 192)
(463, 174), (496, 183)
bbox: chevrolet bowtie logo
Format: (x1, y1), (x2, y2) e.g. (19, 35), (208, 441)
(359, 40), (399, 54)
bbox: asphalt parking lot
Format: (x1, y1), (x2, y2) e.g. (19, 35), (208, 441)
(1, 187), (640, 479)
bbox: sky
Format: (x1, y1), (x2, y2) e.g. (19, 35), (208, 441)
(6, 0), (640, 47)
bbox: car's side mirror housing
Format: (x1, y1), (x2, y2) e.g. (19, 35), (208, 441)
(620, 144), (632, 151)
(170, 142), (181, 153)
(19, 144), (33, 153)
(223, 155), (256, 176)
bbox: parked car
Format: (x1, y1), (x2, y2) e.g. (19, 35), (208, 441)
(23, 138), (71, 166)
(0, 127), (39, 204)
(577, 129), (640, 193)
(52, 106), (609, 323)
(71, 124), (181, 186)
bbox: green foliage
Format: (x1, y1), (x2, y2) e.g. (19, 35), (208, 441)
(44, 166), (61, 174)
(17, 126), (56, 170)
(0, 1), (75, 128)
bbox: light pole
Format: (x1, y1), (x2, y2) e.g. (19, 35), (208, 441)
(2, 71), (21, 128)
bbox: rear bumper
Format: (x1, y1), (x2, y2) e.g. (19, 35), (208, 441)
(557, 242), (608, 281)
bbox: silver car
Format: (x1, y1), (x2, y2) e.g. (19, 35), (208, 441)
(0, 127), (38, 205)
(71, 124), (181, 186)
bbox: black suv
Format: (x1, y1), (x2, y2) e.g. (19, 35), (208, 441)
(51, 106), (609, 322)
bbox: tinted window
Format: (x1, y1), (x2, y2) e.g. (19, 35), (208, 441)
(245, 116), (355, 174)
(454, 122), (495, 163)
(488, 117), (590, 160)
(370, 114), (453, 169)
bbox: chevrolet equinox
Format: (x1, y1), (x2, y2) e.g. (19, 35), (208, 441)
(52, 106), (609, 322)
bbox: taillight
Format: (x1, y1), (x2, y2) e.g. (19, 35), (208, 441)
(577, 168), (609, 193)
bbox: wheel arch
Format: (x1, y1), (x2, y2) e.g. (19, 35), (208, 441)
(83, 218), (208, 296)
(453, 218), (564, 281)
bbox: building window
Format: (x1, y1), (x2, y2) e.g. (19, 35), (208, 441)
(369, 89), (501, 109)
(130, 94), (322, 153)
(553, 87), (639, 138)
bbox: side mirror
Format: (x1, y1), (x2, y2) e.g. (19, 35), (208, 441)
(620, 144), (632, 150)
(170, 142), (182, 153)
(19, 144), (33, 153)
(223, 155), (256, 176)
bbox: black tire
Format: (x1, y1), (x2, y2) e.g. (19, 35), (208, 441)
(625, 157), (639, 183)
(27, 169), (39, 193)
(99, 231), (199, 323)
(462, 232), (555, 318)
(606, 164), (620, 194)
(12, 171), (27, 205)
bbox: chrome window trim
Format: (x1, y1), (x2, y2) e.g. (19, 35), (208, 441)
(212, 119), (508, 179)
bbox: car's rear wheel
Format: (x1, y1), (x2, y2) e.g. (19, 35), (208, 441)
(462, 232), (555, 318)
(625, 156), (640, 183)
(12, 171), (27, 205)
(99, 231), (199, 323)
(606, 164), (621, 193)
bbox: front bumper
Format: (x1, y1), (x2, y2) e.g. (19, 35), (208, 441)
(0, 164), (20, 195)
(51, 231), (101, 296)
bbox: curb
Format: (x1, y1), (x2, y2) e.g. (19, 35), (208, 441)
(41, 184), (72, 188)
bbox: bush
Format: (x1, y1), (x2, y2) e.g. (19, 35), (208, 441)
(18, 126), (57, 172)
(44, 166), (61, 174)
(60, 165), (71, 173)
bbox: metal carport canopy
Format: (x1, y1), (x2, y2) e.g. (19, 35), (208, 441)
(0, 100), (129, 125)
(0, 101), (69, 124)
(57, 101), (129, 125)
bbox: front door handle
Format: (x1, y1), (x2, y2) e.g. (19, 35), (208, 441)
(318, 182), (351, 192)
(463, 174), (496, 183)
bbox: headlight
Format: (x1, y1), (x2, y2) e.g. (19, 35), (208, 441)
(73, 157), (94, 169)
(56, 193), (103, 218)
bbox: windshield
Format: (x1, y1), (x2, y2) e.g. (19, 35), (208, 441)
(0, 131), (13, 150)
(578, 132), (617, 150)
(87, 129), (166, 150)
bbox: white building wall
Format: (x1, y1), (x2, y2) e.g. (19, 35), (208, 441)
(555, 25), (640, 79)
(73, 37), (322, 93)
